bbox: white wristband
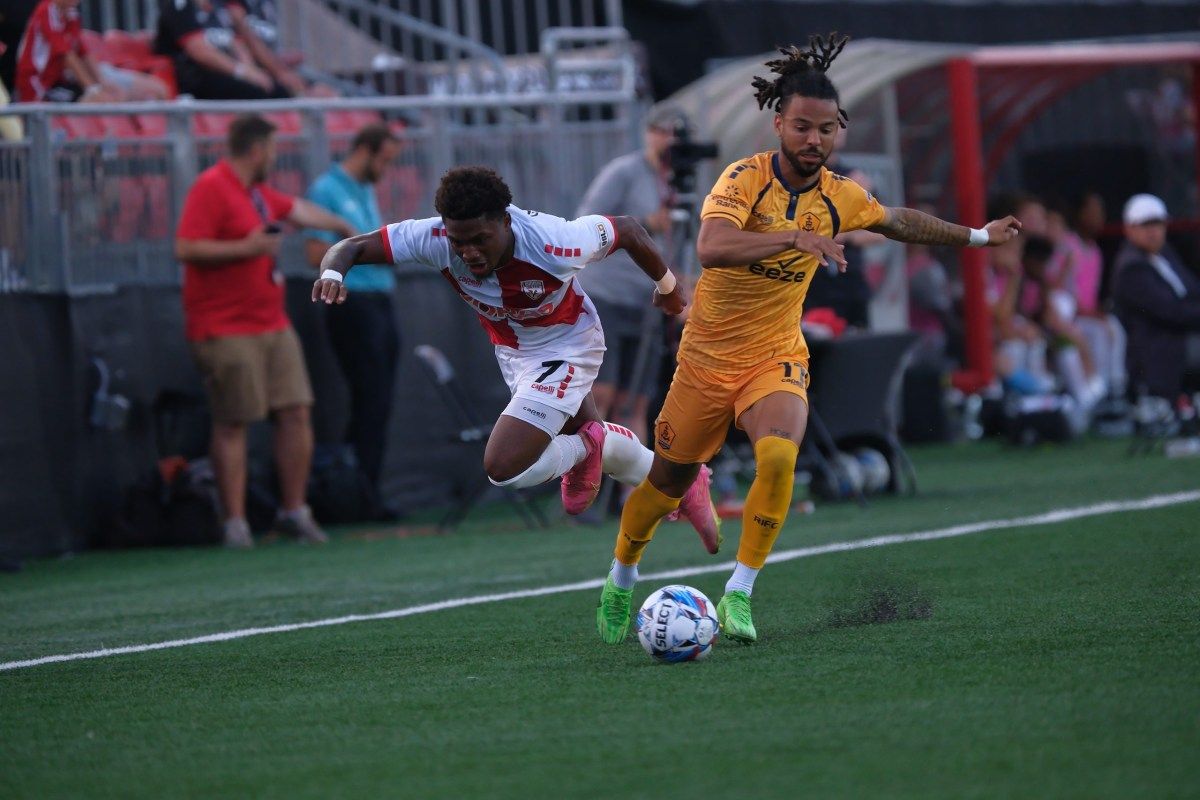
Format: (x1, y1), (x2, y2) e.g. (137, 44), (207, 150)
(968, 227), (989, 247)
(654, 271), (677, 294)
(320, 269), (344, 283)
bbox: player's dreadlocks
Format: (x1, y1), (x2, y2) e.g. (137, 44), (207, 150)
(435, 166), (513, 220)
(751, 33), (850, 128)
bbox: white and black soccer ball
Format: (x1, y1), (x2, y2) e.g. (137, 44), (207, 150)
(635, 585), (719, 662)
(853, 447), (891, 494)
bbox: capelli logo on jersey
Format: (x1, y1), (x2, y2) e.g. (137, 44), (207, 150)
(458, 273), (482, 287)
(595, 223), (609, 249)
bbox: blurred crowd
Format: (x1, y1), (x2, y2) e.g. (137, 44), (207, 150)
(2, 0), (341, 112)
(897, 186), (1200, 439)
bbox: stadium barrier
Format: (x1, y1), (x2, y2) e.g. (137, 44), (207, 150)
(0, 90), (638, 294)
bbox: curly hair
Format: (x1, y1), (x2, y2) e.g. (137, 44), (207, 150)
(751, 33), (850, 127)
(434, 166), (513, 221)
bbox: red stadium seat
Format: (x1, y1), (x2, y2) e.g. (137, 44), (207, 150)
(191, 112), (238, 137)
(99, 114), (140, 138)
(85, 29), (177, 98)
(264, 110), (303, 135)
(325, 109), (382, 135)
(52, 115), (106, 139)
(102, 29), (156, 65)
(80, 29), (119, 64)
(133, 114), (168, 137)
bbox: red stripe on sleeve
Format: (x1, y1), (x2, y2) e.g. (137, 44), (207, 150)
(379, 226), (394, 263)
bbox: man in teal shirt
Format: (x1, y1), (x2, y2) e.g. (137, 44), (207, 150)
(305, 123), (402, 514)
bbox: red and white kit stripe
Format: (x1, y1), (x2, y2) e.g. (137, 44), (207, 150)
(380, 205), (618, 354)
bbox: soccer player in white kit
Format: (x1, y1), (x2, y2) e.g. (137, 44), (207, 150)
(312, 166), (720, 550)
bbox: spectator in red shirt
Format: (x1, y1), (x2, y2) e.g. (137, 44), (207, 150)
(176, 113), (355, 548)
(15, 0), (166, 103)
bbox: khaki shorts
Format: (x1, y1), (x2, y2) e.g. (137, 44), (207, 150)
(189, 327), (314, 424)
(654, 353), (810, 464)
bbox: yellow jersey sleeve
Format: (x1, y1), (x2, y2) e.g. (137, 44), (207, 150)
(699, 159), (763, 229)
(831, 175), (887, 233)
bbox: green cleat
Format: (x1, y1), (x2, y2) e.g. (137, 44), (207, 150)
(596, 576), (633, 644)
(717, 590), (757, 644)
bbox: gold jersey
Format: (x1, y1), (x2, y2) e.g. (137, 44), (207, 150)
(680, 151), (886, 372)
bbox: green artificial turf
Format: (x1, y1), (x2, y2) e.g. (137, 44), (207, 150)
(1, 438), (1197, 798)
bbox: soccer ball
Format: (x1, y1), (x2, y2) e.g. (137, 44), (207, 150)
(853, 447), (891, 494)
(635, 585), (719, 662)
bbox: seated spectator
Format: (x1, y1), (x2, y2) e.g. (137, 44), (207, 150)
(1050, 191), (1127, 398)
(988, 194), (1054, 394)
(154, 0), (286, 100)
(15, 0), (167, 102)
(225, 0), (337, 97)
(1111, 194), (1200, 402)
(1021, 235), (1105, 409)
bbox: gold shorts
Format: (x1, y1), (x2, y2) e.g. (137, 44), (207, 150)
(653, 354), (809, 464)
(189, 327), (314, 424)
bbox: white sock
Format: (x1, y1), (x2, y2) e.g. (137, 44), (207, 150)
(491, 434), (588, 488)
(725, 562), (759, 596)
(609, 558), (639, 590)
(601, 422), (653, 485)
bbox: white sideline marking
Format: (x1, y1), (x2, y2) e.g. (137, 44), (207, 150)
(3, 489), (1198, 672)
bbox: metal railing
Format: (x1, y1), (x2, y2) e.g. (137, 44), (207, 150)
(78, 0), (625, 95)
(0, 89), (639, 295)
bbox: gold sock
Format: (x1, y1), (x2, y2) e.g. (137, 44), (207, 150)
(737, 436), (799, 569)
(613, 479), (681, 566)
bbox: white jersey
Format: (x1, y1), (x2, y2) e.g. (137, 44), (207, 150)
(380, 205), (618, 355)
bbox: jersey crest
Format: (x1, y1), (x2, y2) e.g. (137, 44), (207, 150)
(520, 279), (546, 300)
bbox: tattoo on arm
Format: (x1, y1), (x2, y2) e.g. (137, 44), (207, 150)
(769, 427), (792, 439)
(871, 207), (970, 246)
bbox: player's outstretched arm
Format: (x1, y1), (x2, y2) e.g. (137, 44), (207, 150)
(312, 230), (389, 305)
(869, 207), (1022, 248)
(609, 215), (687, 315)
(697, 218), (848, 271)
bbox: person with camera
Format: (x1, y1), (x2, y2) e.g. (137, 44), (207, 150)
(573, 107), (686, 482)
(176, 114), (355, 548)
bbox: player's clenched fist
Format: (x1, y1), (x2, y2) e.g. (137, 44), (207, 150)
(311, 274), (348, 305)
(653, 284), (687, 316)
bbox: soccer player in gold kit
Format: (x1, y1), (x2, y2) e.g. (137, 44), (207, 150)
(596, 34), (1022, 644)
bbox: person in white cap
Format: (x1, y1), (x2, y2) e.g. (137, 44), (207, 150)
(1111, 193), (1200, 401)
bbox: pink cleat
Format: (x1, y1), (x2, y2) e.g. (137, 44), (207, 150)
(667, 464), (722, 554)
(561, 420), (606, 515)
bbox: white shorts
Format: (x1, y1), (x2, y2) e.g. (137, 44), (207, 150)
(496, 334), (605, 436)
